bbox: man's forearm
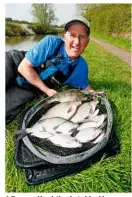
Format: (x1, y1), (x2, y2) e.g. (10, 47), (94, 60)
(18, 58), (50, 95)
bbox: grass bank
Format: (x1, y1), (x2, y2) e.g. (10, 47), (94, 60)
(91, 32), (131, 52)
(6, 22), (59, 37)
(6, 41), (131, 192)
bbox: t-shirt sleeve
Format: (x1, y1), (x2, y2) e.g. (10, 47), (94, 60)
(25, 35), (62, 67)
(64, 57), (89, 89)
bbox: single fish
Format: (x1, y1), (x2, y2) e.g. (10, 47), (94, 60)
(14, 117), (67, 138)
(48, 89), (88, 103)
(77, 114), (107, 130)
(49, 133), (82, 148)
(55, 121), (79, 135)
(71, 100), (99, 123)
(75, 127), (102, 143)
(15, 125), (53, 140)
(40, 101), (82, 120)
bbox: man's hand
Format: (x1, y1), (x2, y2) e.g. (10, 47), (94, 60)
(84, 84), (95, 92)
(46, 89), (57, 97)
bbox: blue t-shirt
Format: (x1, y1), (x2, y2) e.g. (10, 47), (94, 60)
(17, 35), (89, 89)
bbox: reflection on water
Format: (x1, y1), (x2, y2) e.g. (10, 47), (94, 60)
(6, 35), (45, 51)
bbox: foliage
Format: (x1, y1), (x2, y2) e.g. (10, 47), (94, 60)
(76, 4), (131, 38)
(31, 4), (58, 32)
(5, 22), (27, 37)
(27, 23), (58, 34)
(6, 17), (13, 22)
(76, 4), (89, 15)
(5, 17), (31, 24)
(6, 41), (131, 192)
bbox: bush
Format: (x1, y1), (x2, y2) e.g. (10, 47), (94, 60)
(27, 23), (58, 34)
(27, 23), (44, 34)
(6, 22), (27, 36)
(86, 4), (131, 38)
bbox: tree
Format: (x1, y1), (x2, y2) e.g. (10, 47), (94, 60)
(76, 4), (89, 16)
(6, 18), (13, 22)
(31, 4), (58, 31)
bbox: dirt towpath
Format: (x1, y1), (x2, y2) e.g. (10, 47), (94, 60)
(91, 37), (131, 66)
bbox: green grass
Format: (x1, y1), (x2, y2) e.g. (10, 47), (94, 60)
(91, 32), (131, 52)
(6, 41), (131, 192)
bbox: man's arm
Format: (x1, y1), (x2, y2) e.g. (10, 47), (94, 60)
(18, 58), (57, 97)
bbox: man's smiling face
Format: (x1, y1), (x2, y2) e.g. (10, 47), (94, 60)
(64, 23), (89, 60)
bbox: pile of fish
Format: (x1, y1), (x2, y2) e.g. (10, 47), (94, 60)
(15, 89), (107, 149)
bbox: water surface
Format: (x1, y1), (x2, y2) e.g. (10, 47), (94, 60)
(6, 35), (45, 51)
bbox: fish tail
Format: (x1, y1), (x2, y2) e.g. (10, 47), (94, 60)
(14, 129), (29, 135)
(99, 122), (107, 129)
(16, 133), (27, 141)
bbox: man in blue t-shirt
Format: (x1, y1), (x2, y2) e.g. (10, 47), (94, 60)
(17, 16), (94, 97)
(6, 16), (94, 124)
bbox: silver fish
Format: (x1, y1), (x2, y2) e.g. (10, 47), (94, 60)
(77, 114), (107, 130)
(40, 101), (82, 120)
(55, 121), (79, 135)
(49, 133), (82, 148)
(71, 100), (99, 123)
(75, 127), (102, 143)
(15, 117), (67, 138)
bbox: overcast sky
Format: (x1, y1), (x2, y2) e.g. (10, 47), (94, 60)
(5, 4), (77, 25)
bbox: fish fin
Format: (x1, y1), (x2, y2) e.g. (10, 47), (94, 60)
(53, 125), (59, 130)
(42, 126), (47, 132)
(69, 128), (76, 134)
(67, 106), (73, 113)
(16, 133), (28, 141)
(99, 122), (107, 129)
(71, 130), (79, 137)
(41, 125), (48, 133)
(84, 116), (89, 119)
(53, 119), (67, 130)
(55, 131), (61, 134)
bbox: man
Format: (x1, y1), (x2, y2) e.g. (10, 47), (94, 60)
(17, 15), (93, 96)
(6, 15), (93, 124)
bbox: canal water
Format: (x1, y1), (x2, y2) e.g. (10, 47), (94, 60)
(5, 35), (45, 51)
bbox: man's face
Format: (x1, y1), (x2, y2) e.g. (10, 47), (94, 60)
(64, 23), (89, 60)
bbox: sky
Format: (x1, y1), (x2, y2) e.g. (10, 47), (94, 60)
(5, 3), (77, 25)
